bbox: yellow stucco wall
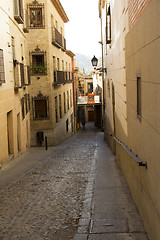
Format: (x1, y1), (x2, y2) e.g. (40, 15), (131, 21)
(103, 0), (160, 239)
(125, 0), (160, 239)
(0, 1), (30, 164)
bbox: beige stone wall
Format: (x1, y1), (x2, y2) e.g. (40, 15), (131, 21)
(25, 0), (74, 146)
(0, 1), (30, 164)
(103, 0), (129, 151)
(103, 0), (160, 238)
(125, 0), (160, 239)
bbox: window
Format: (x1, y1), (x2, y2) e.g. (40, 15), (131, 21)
(59, 94), (62, 119)
(0, 49), (5, 84)
(55, 96), (58, 123)
(88, 83), (93, 93)
(32, 92), (49, 120)
(66, 119), (69, 132)
(20, 63), (25, 86)
(14, 0), (24, 24)
(70, 89), (72, 107)
(67, 91), (69, 110)
(51, 15), (54, 42)
(30, 47), (47, 75)
(64, 92), (66, 114)
(28, 2), (44, 28)
(21, 97), (25, 120)
(11, 37), (16, 60)
(35, 99), (47, 118)
(106, 5), (111, 44)
(71, 113), (73, 132)
(57, 58), (60, 70)
(137, 74), (141, 120)
(24, 94), (28, 114)
(30, 8), (42, 27)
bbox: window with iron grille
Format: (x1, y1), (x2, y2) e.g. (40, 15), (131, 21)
(59, 94), (62, 119)
(0, 49), (5, 84)
(137, 74), (141, 120)
(28, 2), (44, 29)
(32, 92), (49, 120)
(64, 92), (66, 114)
(30, 47), (47, 75)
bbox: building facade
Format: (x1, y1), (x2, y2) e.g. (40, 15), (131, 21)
(0, 0), (75, 163)
(100, 0), (160, 239)
(25, 0), (74, 146)
(0, 0), (31, 164)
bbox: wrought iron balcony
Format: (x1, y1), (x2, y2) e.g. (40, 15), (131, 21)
(52, 28), (62, 48)
(53, 71), (73, 88)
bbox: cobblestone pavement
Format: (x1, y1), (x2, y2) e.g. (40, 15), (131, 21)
(0, 126), (99, 240)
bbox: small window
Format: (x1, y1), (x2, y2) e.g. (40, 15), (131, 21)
(0, 49), (5, 84)
(59, 94), (62, 119)
(137, 74), (141, 120)
(70, 89), (72, 107)
(21, 97), (25, 120)
(66, 119), (69, 132)
(67, 91), (69, 110)
(64, 92), (66, 114)
(106, 5), (111, 44)
(55, 96), (58, 123)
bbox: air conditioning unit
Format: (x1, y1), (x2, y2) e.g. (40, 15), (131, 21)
(14, 0), (24, 24)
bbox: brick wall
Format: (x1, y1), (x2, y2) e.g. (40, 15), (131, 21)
(129, 0), (151, 29)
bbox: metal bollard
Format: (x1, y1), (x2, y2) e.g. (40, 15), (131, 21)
(45, 136), (48, 150)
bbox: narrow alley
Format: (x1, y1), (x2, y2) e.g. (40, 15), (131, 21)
(0, 123), (148, 240)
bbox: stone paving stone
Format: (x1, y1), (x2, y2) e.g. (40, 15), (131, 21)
(88, 233), (149, 240)
(0, 125), (98, 240)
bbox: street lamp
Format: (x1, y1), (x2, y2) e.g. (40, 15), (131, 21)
(91, 55), (98, 68)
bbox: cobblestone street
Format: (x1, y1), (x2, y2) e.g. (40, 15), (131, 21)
(0, 126), (98, 240)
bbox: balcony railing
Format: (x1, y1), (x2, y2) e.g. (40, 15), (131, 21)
(54, 28), (62, 48)
(52, 28), (66, 51)
(53, 71), (73, 87)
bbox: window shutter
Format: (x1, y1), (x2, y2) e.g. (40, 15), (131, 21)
(0, 49), (5, 84)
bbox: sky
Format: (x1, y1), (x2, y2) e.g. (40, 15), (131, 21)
(60, 0), (102, 58)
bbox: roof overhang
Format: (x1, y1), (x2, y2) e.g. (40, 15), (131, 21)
(66, 50), (75, 58)
(51, 0), (69, 23)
